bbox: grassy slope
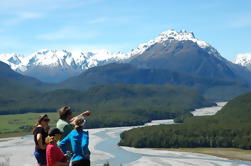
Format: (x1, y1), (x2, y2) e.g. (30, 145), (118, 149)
(0, 112), (58, 138)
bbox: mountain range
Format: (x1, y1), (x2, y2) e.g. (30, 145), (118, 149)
(1, 30), (250, 83)
(0, 29), (251, 102)
(0, 49), (129, 82)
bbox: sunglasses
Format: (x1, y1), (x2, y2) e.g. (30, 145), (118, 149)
(43, 118), (50, 122)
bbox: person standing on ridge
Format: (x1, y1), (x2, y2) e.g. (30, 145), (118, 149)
(59, 115), (91, 166)
(56, 106), (91, 152)
(46, 128), (69, 166)
(33, 114), (50, 166)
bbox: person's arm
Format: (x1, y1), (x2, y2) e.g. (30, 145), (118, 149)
(82, 132), (90, 157)
(81, 110), (91, 117)
(70, 110), (91, 122)
(48, 145), (69, 166)
(59, 133), (70, 154)
(37, 133), (46, 149)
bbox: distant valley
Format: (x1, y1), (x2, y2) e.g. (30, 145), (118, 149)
(0, 29), (251, 136)
(1, 30), (251, 102)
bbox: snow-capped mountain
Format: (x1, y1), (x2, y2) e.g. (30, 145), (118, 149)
(0, 29), (247, 83)
(128, 29), (241, 81)
(128, 29), (224, 61)
(235, 53), (251, 70)
(0, 49), (130, 82)
(0, 53), (24, 70)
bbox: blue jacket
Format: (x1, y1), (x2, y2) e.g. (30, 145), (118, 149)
(59, 130), (90, 161)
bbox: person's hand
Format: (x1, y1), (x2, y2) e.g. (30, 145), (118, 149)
(84, 150), (91, 158)
(81, 110), (91, 117)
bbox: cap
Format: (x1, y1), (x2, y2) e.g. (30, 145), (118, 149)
(48, 128), (62, 136)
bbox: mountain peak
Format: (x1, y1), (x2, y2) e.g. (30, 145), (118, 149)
(129, 29), (210, 56)
(160, 29), (195, 40)
(158, 29), (209, 48)
(235, 53), (251, 70)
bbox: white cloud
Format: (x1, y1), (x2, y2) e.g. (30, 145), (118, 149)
(34, 42), (132, 54)
(0, 0), (105, 12)
(0, 35), (24, 52)
(36, 27), (98, 40)
(88, 17), (109, 24)
(88, 16), (133, 25)
(3, 12), (44, 26)
(0, 0), (106, 27)
(228, 13), (251, 28)
(66, 43), (131, 52)
(231, 19), (251, 28)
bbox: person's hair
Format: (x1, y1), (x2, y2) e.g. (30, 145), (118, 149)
(46, 128), (61, 144)
(58, 106), (72, 120)
(71, 115), (85, 130)
(32, 114), (49, 134)
(46, 135), (55, 144)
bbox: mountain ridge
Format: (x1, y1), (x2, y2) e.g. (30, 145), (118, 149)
(0, 29), (239, 83)
(58, 63), (250, 101)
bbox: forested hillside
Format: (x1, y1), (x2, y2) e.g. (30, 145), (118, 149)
(0, 84), (212, 128)
(59, 63), (250, 101)
(119, 93), (251, 149)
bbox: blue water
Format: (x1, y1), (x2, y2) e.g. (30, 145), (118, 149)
(92, 125), (251, 166)
(93, 129), (142, 166)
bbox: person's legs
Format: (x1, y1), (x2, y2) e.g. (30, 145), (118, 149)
(71, 160), (80, 166)
(83, 159), (90, 166)
(72, 159), (90, 166)
(34, 151), (47, 166)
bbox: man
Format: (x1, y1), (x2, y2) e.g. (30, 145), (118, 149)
(56, 106), (91, 152)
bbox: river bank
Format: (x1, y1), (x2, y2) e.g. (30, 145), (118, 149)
(156, 148), (251, 162)
(2, 101), (250, 166)
(121, 146), (251, 166)
(90, 120), (251, 166)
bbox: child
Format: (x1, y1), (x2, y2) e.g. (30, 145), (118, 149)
(46, 128), (69, 166)
(59, 116), (90, 166)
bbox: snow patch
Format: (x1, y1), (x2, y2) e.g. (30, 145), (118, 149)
(129, 30), (211, 56)
(235, 52), (251, 67)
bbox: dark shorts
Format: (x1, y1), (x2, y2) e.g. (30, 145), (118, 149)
(72, 159), (90, 166)
(34, 151), (46, 165)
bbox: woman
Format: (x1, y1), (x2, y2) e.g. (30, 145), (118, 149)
(33, 114), (50, 166)
(59, 116), (90, 166)
(46, 128), (69, 166)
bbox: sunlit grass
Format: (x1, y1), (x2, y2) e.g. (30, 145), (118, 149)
(0, 112), (58, 138)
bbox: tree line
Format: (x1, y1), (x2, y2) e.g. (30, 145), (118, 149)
(119, 92), (251, 149)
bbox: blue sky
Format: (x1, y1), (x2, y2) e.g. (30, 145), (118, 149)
(0, 0), (250, 61)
